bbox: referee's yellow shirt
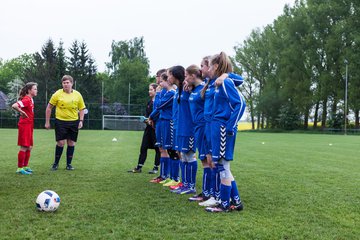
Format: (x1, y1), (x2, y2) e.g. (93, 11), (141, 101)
(49, 89), (86, 121)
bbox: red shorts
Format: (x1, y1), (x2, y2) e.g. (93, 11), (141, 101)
(18, 123), (33, 147)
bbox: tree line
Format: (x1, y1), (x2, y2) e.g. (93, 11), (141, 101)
(0, 37), (152, 128)
(1, 0), (359, 130)
(235, 0), (360, 130)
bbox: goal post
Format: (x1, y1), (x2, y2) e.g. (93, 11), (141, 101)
(102, 115), (146, 131)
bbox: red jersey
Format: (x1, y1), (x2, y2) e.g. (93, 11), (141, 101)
(16, 96), (34, 124)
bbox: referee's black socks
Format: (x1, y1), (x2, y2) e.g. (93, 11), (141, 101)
(67, 146), (75, 165)
(54, 145), (64, 165)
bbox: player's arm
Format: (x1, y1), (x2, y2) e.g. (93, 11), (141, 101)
(78, 108), (85, 129)
(77, 94), (86, 129)
(11, 102), (28, 118)
(45, 104), (54, 129)
(215, 72), (244, 87)
(223, 80), (244, 134)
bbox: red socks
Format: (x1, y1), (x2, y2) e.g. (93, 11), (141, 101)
(24, 150), (31, 167)
(18, 151), (26, 168)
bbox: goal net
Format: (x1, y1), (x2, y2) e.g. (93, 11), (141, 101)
(102, 115), (146, 131)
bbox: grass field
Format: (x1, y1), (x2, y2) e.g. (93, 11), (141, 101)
(0, 129), (359, 240)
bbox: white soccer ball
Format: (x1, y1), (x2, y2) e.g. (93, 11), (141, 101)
(36, 190), (61, 212)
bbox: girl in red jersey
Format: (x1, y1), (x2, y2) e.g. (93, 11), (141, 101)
(12, 82), (38, 175)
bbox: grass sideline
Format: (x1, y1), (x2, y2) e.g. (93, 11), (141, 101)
(0, 129), (359, 239)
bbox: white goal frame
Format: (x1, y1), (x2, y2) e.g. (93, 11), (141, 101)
(102, 115), (145, 131)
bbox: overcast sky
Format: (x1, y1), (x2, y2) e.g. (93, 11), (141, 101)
(0, 0), (294, 75)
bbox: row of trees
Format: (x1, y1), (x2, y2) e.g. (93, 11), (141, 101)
(235, 0), (360, 129)
(0, 37), (152, 128)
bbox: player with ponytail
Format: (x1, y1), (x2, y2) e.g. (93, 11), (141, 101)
(12, 82), (38, 175)
(168, 65), (197, 195)
(205, 52), (246, 213)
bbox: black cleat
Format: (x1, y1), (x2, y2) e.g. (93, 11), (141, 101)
(148, 166), (158, 174)
(127, 167), (142, 173)
(230, 201), (244, 211)
(66, 164), (75, 170)
(205, 203), (231, 213)
(51, 164), (58, 171)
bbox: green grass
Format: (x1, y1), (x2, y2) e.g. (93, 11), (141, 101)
(0, 129), (359, 239)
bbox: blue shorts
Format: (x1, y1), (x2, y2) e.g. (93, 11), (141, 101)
(204, 122), (212, 155)
(160, 119), (173, 149)
(211, 121), (237, 162)
(155, 119), (162, 147)
(177, 136), (195, 153)
(172, 127), (178, 151)
(194, 125), (206, 160)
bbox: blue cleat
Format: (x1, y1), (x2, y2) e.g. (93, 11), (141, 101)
(23, 167), (33, 173)
(16, 168), (31, 175)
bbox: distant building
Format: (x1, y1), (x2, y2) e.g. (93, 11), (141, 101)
(0, 91), (8, 110)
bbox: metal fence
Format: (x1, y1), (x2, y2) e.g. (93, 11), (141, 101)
(0, 102), (146, 130)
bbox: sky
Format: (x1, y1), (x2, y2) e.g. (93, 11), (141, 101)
(0, 0), (294, 75)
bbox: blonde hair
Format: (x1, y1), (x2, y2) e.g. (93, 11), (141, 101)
(211, 52), (233, 78)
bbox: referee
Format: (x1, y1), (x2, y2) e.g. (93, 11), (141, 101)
(45, 75), (86, 170)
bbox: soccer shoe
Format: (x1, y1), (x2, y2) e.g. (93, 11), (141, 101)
(66, 164), (75, 170)
(148, 167), (159, 174)
(230, 201), (244, 211)
(179, 188), (196, 195)
(159, 178), (171, 184)
(51, 164), (58, 171)
(16, 168), (31, 175)
(205, 204), (231, 213)
(171, 186), (187, 193)
(199, 197), (220, 207)
(163, 180), (180, 187)
(149, 176), (164, 183)
(169, 182), (183, 190)
(127, 167), (142, 173)
(188, 192), (210, 202)
(23, 167), (33, 173)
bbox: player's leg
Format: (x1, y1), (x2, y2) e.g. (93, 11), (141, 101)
(66, 139), (76, 170)
(16, 146), (31, 175)
(65, 120), (80, 170)
(129, 130), (149, 173)
(17, 123), (31, 174)
(52, 119), (66, 170)
(205, 160), (233, 212)
(149, 127), (160, 174)
(178, 150), (197, 195)
(159, 120), (171, 184)
(163, 149), (180, 186)
(23, 146), (33, 173)
(189, 126), (210, 201)
(149, 147), (160, 174)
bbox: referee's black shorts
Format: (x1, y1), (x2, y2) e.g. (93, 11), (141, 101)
(55, 119), (80, 142)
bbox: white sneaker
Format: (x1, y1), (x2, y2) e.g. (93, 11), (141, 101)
(198, 197), (220, 207)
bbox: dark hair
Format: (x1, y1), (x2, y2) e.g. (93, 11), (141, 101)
(149, 83), (158, 90)
(202, 56), (210, 68)
(160, 72), (168, 81)
(169, 65), (185, 103)
(19, 82), (37, 100)
(156, 69), (166, 77)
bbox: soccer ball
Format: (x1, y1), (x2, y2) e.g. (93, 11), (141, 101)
(36, 190), (61, 212)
